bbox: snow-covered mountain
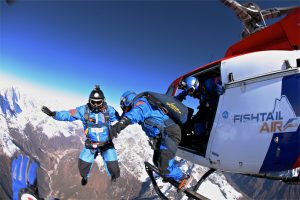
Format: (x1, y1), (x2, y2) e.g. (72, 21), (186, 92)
(0, 84), (243, 200)
(0, 86), (82, 155)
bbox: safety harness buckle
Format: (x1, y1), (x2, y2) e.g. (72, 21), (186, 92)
(85, 139), (109, 149)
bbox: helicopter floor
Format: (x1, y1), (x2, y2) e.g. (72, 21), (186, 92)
(179, 133), (209, 157)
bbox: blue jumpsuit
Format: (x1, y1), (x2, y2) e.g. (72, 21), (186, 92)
(124, 97), (184, 181)
(54, 103), (120, 180)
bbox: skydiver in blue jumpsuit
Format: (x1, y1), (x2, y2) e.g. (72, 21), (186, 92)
(176, 76), (224, 138)
(109, 91), (191, 190)
(11, 154), (40, 200)
(41, 85), (120, 186)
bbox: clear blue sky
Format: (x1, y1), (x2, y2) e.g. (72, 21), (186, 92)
(0, 0), (298, 105)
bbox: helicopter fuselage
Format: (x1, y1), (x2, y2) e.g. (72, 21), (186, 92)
(169, 8), (300, 176)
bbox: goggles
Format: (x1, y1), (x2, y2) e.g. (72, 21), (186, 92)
(120, 98), (126, 111)
(90, 99), (104, 107)
(187, 87), (195, 94)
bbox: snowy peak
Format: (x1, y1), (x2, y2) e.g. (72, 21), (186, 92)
(0, 87), (22, 117)
(0, 85), (82, 151)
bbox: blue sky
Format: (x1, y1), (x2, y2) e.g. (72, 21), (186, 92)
(0, 0), (298, 105)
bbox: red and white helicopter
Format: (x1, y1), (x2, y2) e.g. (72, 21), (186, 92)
(145, 0), (300, 199)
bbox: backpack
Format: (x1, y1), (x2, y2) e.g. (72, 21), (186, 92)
(134, 91), (188, 125)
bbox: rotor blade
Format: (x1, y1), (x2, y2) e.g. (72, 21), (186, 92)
(220, 0), (252, 23)
(262, 6), (299, 20)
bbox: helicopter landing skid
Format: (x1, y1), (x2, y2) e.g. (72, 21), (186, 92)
(246, 171), (300, 185)
(144, 162), (212, 200)
(282, 175), (300, 185)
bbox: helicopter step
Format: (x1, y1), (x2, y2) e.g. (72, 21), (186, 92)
(282, 176), (300, 185)
(282, 171), (300, 185)
(144, 161), (213, 200)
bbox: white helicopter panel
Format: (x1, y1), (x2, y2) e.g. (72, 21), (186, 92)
(209, 78), (282, 173)
(208, 50), (300, 174)
(221, 50), (299, 84)
(176, 148), (211, 167)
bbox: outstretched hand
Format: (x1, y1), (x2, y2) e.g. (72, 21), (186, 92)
(41, 106), (55, 117)
(109, 125), (119, 139)
(109, 117), (131, 139)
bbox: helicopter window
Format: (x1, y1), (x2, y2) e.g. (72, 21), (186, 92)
(176, 64), (222, 156)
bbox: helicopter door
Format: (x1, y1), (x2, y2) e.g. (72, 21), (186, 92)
(208, 50), (300, 173)
(176, 64), (222, 158)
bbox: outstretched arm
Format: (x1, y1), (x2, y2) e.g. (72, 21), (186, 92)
(175, 90), (188, 102)
(109, 99), (151, 139)
(41, 105), (84, 122)
(109, 117), (131, 139)
(41, 106), (56, 117)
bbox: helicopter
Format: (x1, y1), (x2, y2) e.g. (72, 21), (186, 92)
(145, 0), (300, 199)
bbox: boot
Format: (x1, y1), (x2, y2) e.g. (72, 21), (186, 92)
(81, 177), (88, 186)
(177, 174), (193, 192)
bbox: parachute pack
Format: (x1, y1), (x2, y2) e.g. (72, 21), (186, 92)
(134, 91), (188, 125)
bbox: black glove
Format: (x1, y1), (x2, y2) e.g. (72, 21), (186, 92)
(109, 117), (131, 139)
(41, 106), (56, 117)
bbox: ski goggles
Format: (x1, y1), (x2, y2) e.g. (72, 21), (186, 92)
(120, 98), (126, 111)
(120, 97), (132, 112)
(90, 99), (104, 106)
(187, 87), (196, 95)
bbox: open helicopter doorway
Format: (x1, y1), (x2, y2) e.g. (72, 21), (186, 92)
(175, 63), (222, 157)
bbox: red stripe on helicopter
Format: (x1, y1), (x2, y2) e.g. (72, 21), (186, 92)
(292, 156), (300, 168)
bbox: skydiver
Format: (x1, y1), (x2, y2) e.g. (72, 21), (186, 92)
(41, 85), (120, 186)
(176, 76), (224, 145)
(109, 91), (192, 191)
(11, 154), (41, 200)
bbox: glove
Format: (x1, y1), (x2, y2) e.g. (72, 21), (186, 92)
(109, 117), (131, 139)
(41, 106), (56, 117)
(11, 154), (40, 200)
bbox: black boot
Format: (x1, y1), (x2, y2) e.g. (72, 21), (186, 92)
(81, 177), (88, 186)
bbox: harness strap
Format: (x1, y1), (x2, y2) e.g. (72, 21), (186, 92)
(83, 104), (111, 137)
(164, 118), (175, 127)
(84, 104), (90, 125)
(83, 105), (90, 135)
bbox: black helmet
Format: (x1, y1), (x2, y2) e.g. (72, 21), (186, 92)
(88, 85), (105, 113)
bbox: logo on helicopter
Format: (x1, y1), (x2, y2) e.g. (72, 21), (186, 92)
(259, 117), (300, 133)
(231, 96), (300, 133)
(233, 111), (300, 133)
